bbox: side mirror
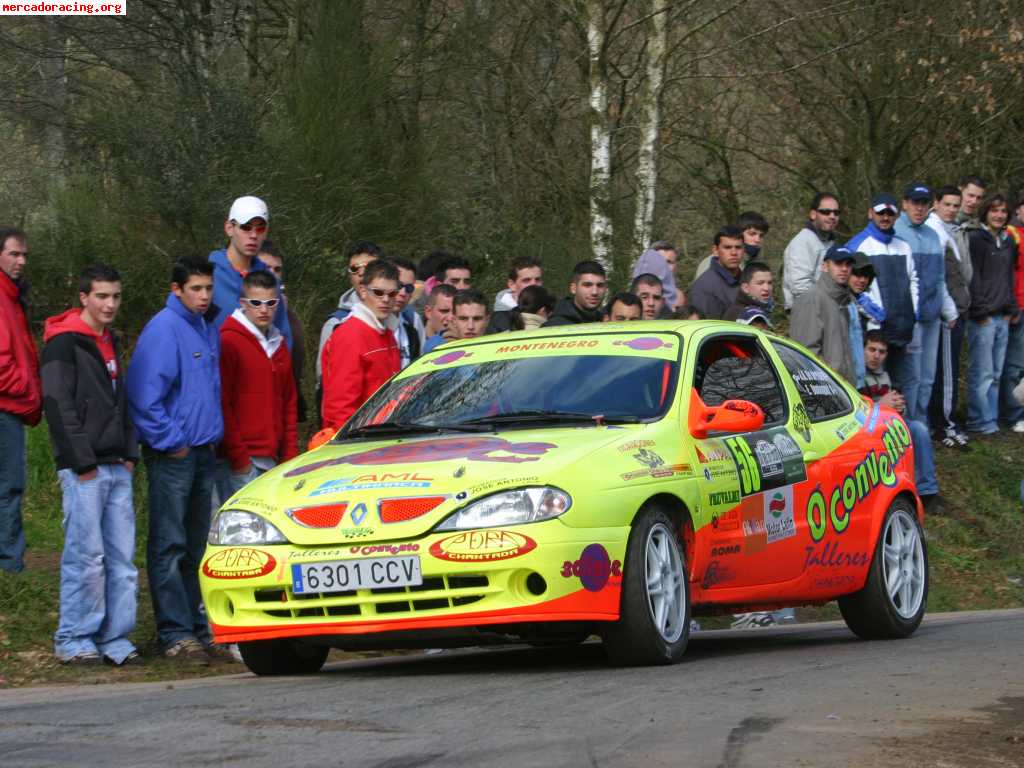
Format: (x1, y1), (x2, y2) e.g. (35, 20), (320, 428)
(688, 388), (765, 438)
(307, 426), (338, 452)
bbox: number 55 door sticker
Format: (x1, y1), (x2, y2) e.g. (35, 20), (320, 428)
(724, 428), (806, 497)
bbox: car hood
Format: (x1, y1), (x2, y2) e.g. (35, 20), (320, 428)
(224, 428), (630, 545)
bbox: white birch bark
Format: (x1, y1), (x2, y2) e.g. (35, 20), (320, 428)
(632, 0), (668, 251)
(586, 0), (613, 274)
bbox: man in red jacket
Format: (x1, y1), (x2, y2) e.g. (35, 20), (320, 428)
(321, 260), (401, 431)
(217, 271), (299, 499)
(0, 227), (41, 574)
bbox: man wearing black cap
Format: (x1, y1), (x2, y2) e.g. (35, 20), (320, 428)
(789, 246), (856, 384)
(847, 252), (883, 388)
(845, 193), (918, 396)
(895, 183), (958, 425)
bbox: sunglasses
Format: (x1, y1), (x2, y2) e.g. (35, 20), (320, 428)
(241, 297), (279, 308)
(369, 288), (400, 299)
(816, 208), (840, 216)
(400, 283), (415, 294)
(348, 263), (370, 274)
(237, 222), (267, 234)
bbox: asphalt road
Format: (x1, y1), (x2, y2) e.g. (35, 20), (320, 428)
(2, 610), (1022, 768)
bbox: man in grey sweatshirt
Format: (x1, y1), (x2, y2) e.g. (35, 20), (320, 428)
(782, 192), (840, 310)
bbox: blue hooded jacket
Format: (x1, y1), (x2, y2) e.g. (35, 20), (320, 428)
(126, 294), (224, 451)
(207, 249), (292, 349)
(894, 213), (945, 322)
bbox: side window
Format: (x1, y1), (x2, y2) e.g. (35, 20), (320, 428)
(771, 342), (852, 421)
(693, 335), (787, 426)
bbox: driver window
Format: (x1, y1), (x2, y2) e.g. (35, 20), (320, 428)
(693, 335), (787, 427)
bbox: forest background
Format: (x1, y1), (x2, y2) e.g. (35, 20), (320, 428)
(2, 0), (1023, 346)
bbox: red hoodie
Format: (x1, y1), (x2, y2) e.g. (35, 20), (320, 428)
(0, 272), (41, 424)
(43, 309), (118, 382)
(219, 313), (299, 472)
(321, 304), (400, 430)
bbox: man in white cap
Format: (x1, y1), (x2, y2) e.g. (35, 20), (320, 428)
(207, 196), (292, 348)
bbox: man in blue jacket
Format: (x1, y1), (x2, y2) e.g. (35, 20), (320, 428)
(126, 258), (224, 664)
(894, 182), (958, 424)
(207, 196), (291, 349)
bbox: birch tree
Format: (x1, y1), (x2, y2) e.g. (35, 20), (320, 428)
(584, 0), (614, 273)
(632, 0), (668, 251)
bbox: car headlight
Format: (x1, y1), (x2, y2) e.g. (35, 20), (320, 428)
(209, 510), (288, 545)
(435, 487), (571, 531)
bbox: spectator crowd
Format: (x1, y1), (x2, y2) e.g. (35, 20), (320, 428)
(1, 177), (1022, 664)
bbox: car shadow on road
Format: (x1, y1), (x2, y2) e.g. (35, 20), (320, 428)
(314, 622), (865, 679)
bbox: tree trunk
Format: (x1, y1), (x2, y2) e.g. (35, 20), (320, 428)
(586, 0), (613, 273)
(632, 0), (667, 252)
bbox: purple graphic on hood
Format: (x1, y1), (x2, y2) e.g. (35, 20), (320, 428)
(429, 350), (471, 365)
(614, 337), (673, 351)
(284, 436), (558, 477)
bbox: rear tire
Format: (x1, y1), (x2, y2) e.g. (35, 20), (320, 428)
(238, 639), (329, 676)
(602, 508), (690, 666)
(839, 497), (928, 639)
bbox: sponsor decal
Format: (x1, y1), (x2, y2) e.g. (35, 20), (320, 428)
(725, 427), (807, 497)
(701, 560), (735, 588)
(561, 544), (621, 592)
(813, 574), (857, 590)
(792, 368), (845, 398)
(495, 339), (600, 353)
(803, 542), (870, 569)
(711, 544), (740, 556)
(350, 543), (420, 556)
(695, 443), (730, 463)
(429, 350), (472, 365)
(612, 337), (673, 351)
(633, 448), (664, 468)
(764, 487), (796, 543)
(618, 439), (656, 452)
(835, 420), (859, 441)
(340, 527), (374, 539)
(429, 530), (537, 562)
(228, 497), (277, 512)
(866, 402), (881, 434)
(203, 548), (276, 579)
(309, 476), (434, 497)
(621, 463), (693, 482)
(792, 403), (812, 443)
(740, 495), (768, 554)
(285, 437), (558, 476)
(467, 475), (540, 495)
(708, 489), (741, 506)
(711, 508), (740, 531)
(806, 418), (910, 543)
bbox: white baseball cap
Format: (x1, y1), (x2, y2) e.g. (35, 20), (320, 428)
(228, 196), (269, 224)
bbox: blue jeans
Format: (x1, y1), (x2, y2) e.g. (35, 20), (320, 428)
(0, 412), (26, 574)
(145, 445), (216, 649)
(214, 460), (265, 507)
(911, 319), (941, 428)
(967, 316), (1009, 433)
(885, 341), (918, 406)
(998, 318), (1024, 426)
(54, 464), (137, 663)
(907, 419), (938, 497)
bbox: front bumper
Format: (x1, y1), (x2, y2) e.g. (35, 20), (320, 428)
(200, 524), (628, 644)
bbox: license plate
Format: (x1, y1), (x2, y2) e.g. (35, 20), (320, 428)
(291, 556), (422, 594)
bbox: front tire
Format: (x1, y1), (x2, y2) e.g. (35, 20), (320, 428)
(839, 497), (928, 639)
(602, 508), (690, 665)
(238, 639), (329, 676)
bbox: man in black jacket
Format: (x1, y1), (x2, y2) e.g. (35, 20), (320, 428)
(543, 260), (608, 326)
(41, 264), (141, 667)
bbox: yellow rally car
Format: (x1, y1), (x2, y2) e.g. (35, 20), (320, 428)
(200, 321), (927, 675)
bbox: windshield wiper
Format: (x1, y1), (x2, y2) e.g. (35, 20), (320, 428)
(456, 410), (642, 427)
(343, 421), (491, 438)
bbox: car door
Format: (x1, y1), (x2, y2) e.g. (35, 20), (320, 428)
(687, 331), (808, 590)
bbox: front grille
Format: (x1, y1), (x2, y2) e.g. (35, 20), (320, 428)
(248, 573), (495, 621)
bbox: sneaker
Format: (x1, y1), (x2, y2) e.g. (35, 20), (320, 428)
(731, 612), (776, 629)
(202, 642), (241, 663)
(689, 619), (701, 633)
(163, 638), (210, 664)
(61, 651), (102, 667)
(1012, 421), (1024, 434)
(104, 650), (144, 667)
(952, 429), (970, 448)
(922, 494), (947, 516)
(938, 431), (957, 449)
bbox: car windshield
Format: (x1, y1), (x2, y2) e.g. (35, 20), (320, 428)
(340, 355), (679, 436)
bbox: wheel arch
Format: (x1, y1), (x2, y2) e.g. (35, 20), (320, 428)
(633, 493), (695, 578)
